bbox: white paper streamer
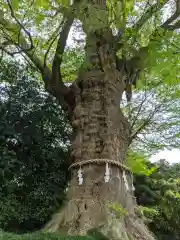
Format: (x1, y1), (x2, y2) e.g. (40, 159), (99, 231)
(132, 183), (135, 192)
(77, 168), (83, 185)
(122, 171), (129, 190)
(104, 162), (110, 183)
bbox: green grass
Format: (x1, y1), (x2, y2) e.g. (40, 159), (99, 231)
(0, 231), (93, 240)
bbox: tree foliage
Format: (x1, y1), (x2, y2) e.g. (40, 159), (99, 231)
(0, 0), (180, 91)
(135, 160), (180, 240)
(0, 60), (71, 233)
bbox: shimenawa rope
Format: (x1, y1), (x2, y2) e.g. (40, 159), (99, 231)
(68, 158), (131, 173)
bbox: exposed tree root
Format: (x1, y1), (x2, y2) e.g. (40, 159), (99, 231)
(44, 197), (156, 240)
(44, 165), (156, 239)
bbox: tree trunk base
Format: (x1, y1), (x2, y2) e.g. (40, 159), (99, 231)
(44, 169), (156, 240)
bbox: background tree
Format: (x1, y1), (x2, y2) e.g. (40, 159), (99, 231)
(134, 159), (180, 240)
(0, 60), (71, 233)
(0, 1), (180, 239)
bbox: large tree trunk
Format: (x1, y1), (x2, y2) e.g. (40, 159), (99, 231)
(44, 63), (155, 240)
(44, 1), (155, 239)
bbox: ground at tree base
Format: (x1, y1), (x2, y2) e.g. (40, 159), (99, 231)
(0, 231), (92, 240)
(44, 196), (156, 240)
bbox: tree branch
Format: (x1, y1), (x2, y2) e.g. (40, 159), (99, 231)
(115, 0), (169, 51)
(44, 12), (75, 111)
(130, 91), (150, 131)
(43, 17), (66, 68)
(161, 0), (180, 30)
(130, 104), (161, 143)
(7, 0), (34, 52)
(132, 0), (169, 31)
(0, 16), (46, 72)
(52, 15), (74, 78)
(0, 14), (74, 113)
(162, 20), (180, 30)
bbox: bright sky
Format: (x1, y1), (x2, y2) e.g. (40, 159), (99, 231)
(150, 149), (180, 164)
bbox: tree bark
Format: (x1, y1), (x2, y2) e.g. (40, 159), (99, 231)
(44, 1), (155, 239)
(44, 48), (155, 240)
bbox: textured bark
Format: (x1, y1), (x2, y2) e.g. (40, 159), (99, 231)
(44, 1), (155, 239)
(44, 62), (155, 239)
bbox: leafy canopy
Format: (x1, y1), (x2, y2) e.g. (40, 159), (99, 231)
(0, 0), (179, 84)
